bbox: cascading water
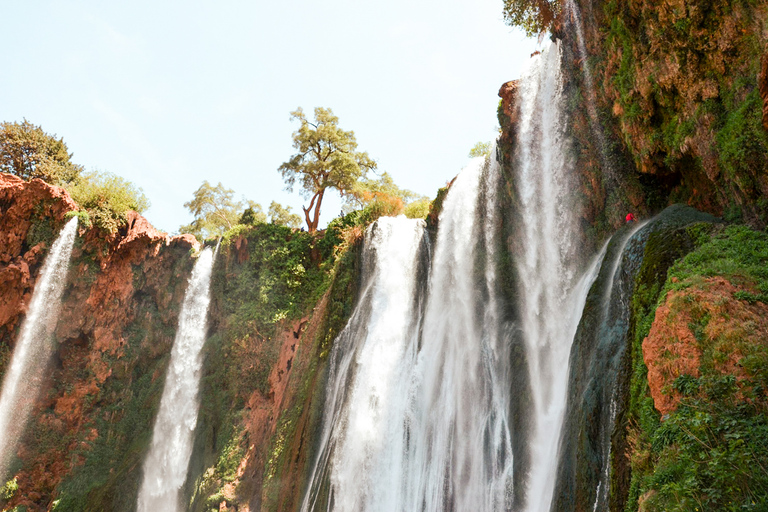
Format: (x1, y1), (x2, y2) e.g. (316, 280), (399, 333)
(137, 246), (216, 512)
(302, 36), (613, 512)
(302, 155), (514, 512)
(512, 41), (592, 512)
(301, 215), (428, 512)
(0, 217), (78, 480)
(566, 0), (615, 183)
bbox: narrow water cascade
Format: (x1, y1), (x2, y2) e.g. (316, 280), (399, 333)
(512, 41), (589, 512)
(301, 216), (428, 512)
(137, 246), (216, 512)
(408, 155), (512, 512)
(587, 220), (648, 512)
(566, 0), (615, 182)
(303, 155), (514, 512)
(0, 217), (78, 480)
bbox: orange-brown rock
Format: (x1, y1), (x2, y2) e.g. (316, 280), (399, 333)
(643, 277), (768, 416)
(0, 173), (79, 338)
(0, 173), (199, 509)
(498, 80), (519, 125)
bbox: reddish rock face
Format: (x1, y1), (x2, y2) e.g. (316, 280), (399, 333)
(643, 276), (768, 417)
(0, 174), (79, 339)
(0, 172), (198, 508)
(498, 80), (519, 125)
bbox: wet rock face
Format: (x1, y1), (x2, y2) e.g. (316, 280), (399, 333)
(498, 80), (518, 125)
(0, 173), (198, 510)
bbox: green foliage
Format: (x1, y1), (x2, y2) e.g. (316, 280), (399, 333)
(502, 0), (559, 36)
(239, 205), (267, 226)
(268, 201), (301, 228)
(219, 223), (328, 344)
(64, 210), (92, 229)
(626, 224), (768, 511)
(181, 181), (262, 240)
(403, 198), (431, 219)
(0, 119), (83, 185)
(1, 478), (18, 500)
(468, 141), (492, 158)
(716, 90), (768, 196)
(66, 170), (150, 233)
(644, 388), (768, 511)
(666, 225), (768, 294)
(279, 107), (376, 232)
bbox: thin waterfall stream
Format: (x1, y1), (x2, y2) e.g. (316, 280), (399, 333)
(513, 41), (586, 512)
(0, 217), (78, 481)
(137, 246), (216, 512)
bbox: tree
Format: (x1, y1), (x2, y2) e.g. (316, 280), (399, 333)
(268, 201), (302, 228)
(345, 171), (429, 219)
(469, 141), (492, 158)
(0, 119), (83, 184)
(180, 181), (262, 239)
(502, 0), (560, 37)
(278, 107), (376, 233)
(239, 204), (267, 225)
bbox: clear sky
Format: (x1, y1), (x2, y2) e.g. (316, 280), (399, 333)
(2, 0), (538, 233)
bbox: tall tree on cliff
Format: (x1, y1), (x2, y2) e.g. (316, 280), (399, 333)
(279, 107), (376, 233)
(502, 0), (559, 36)
(0, 119), (83, 185)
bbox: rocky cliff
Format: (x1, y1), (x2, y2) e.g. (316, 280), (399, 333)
(0, 173), (359, 511)
(496, 1), (768, 508)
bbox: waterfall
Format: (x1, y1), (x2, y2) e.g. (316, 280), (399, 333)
(301, 215), (428, 512)
(512, 40), (618, 511)
(512, 41), (585, 512)
(302, 37), (611, 512)
(137, 246), (215, 512)
(0, 217), (78, 480)
(566, 0), (615, 183)
(302, 155), (513, 512)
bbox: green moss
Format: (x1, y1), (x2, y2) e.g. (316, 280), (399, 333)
(717, 89), (768, 196)
(625, 224), (768, 511)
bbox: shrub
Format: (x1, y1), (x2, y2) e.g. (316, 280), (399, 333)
(66, 171), (150, 233)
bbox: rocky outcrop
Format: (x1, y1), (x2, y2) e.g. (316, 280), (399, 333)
(0, 173), (199, 510)
(643, 276), (768, 417)
(0, 174), (78, 339)
(498, 80), (518, 124)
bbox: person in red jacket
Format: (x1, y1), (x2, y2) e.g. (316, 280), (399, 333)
(626, 212), (636, 223)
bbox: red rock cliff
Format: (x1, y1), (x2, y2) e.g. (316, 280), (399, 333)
(0, 172), (198, 509)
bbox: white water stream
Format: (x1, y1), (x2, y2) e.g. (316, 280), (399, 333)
(302, 38), (610, 512)
(137, 246), (215, 512)
(0, 217), (78, 480)
(513, 41), (588, 512)
(303, 156), (514, 512)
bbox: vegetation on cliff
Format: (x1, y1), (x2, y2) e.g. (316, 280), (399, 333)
(626, 225), (768, 511)
(0, 121), (83, 186)
(0, 121), (150, 234)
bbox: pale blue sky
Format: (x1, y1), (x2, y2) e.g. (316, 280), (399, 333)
(2, 0), (538, 233)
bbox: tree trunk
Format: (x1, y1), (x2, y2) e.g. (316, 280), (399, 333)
(302, 189), (325, 234)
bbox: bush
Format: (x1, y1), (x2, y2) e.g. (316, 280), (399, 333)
(404, 198), (431, 219)
(66, 171), (150, 233)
